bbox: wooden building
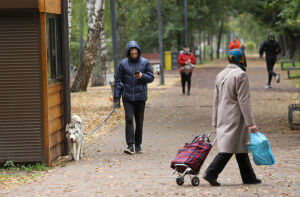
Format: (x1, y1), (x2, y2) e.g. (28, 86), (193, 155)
(0, 0), (70, 165)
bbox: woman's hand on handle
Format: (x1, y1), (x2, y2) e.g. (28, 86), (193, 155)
(213, 126), (217, 133)
(249, 125), (258, 133)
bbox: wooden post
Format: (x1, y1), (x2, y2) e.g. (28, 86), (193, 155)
(40, 12), (50, 165)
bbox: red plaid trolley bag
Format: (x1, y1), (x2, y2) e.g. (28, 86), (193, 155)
(170, 132), (216, 186)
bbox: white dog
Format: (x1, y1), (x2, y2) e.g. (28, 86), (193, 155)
(65, 115), (85, 161)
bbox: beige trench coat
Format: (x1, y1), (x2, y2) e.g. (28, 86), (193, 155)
(212, 64), (255, 153)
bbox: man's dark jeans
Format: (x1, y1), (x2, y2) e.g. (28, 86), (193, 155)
(267, 60), (276, 85)
(123, 100), (145, 146)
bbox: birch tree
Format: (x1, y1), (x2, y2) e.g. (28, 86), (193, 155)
(71, 0), (105, 92)
(92, 1), (109, 87)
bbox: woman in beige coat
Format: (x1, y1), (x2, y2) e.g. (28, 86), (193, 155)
(203, 49), (262, 186)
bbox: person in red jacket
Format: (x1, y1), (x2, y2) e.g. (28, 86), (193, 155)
(229, 36), (241, 49)
(177, 45), (196, 95)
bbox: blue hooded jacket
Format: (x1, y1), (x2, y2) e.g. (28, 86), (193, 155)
(114, 41), (154, 102)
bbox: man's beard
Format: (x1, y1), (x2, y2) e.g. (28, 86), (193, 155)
(130, 57), (139, 63)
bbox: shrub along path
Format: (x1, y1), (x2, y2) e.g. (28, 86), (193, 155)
(1, 55), (299, 197)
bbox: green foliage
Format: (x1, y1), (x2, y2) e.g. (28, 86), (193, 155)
(71, 0), (299, 63)
(232, 13), (272, 45)
(280, 61), (300, 70)
(245, 41), (257, 53)
(69, 0), (88, 66)
(1, 161), (48, 172)
(4, 160), (16, 169)
(103, 0), (237, 52)
(71, 0), (88, 42)
(70, 41), (81, 67)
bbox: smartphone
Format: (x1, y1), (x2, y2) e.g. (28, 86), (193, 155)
(134, 71), (140, 75)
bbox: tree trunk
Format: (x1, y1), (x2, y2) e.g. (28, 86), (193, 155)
(117, 0), (127, 62)
(68, 0), (72, 45)
(198, 31), (202, 64)
(285, 29), (296, 59)
(210, 28), (213, 60)
(92, 29), (108, 86)
(282, 33), (289, 57)
(92, 1), (109, 87)
(79, 7), (84, 63)
(87, 0), (95, 30)
(226, 32), (230, 57)
(71, 0), (105, 92)
(217, 20), (223, 59)
(177, 32), (181, 51)
(203, 31), (206, 60)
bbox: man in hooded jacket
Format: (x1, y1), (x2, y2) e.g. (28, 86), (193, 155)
(259, 33), (281, 89)
(203, 49), (262, 186)
(114, 41), (154, 154)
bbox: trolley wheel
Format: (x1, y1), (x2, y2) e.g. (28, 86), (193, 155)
(191, 176), (200, 186)
(176, 177), (184, 186)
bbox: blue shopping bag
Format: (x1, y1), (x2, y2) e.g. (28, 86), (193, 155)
(248, 132), (275, 165)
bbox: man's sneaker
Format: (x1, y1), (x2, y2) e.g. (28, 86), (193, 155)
(124, 145), (134, 155)
(187, 92), (191, 96)
(135, 145), (143, 154)
(264, 85), (271, 89)
(275, 74), (280, 83)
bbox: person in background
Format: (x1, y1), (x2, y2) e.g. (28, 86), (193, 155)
(229, 36), (241, 49)
(259, 33), (281, 89)
(203, 49), (262, 186)
(177, 45), (196, 95)
(114, 40), (154, 154)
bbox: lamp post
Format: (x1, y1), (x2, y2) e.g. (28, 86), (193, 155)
(110, 0), (119, 105)
(157, 0), (164, 85)
(184, 0), (188, 45)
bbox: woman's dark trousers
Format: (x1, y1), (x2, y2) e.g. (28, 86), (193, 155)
(180, 72), (192, 94)
(267, 60), (276, 85)
(123, 100), (145, 146)
(204, 153), (257, 183)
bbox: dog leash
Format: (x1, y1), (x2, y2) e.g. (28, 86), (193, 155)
(85, 104), (119, 136)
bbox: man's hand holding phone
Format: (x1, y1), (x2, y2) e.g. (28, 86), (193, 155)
(134, 71), (142, 79)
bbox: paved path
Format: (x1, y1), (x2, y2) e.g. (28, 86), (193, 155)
(1, 57), (300, 197)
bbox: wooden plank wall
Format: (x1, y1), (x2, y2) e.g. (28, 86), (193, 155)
(48, 82), (65, 162)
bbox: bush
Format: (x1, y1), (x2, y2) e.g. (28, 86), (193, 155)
(246, 41), (257, 53)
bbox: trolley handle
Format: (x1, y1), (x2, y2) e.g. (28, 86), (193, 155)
(193, 131), (217, 145)
(207, 130), (214, 137)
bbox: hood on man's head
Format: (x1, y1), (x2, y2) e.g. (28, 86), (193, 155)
(268, 33), (275, 41)
(227, 48), (247, 71)
(126, 40), (141, 58)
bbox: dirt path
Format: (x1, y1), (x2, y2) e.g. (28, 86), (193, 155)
(1, 56), (300, 197)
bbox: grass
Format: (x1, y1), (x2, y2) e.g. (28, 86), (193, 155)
(278, 61), (300, 87)
(1, 160), (48, 172)
(280, 61), (300, 70)
(0, 161), (49, 187)
(197, 59), (213, 66)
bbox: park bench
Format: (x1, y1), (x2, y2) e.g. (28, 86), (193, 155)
(288, 104), (300, 130)
(281, 51), (297, 70)
(287, 66), (300, 79)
